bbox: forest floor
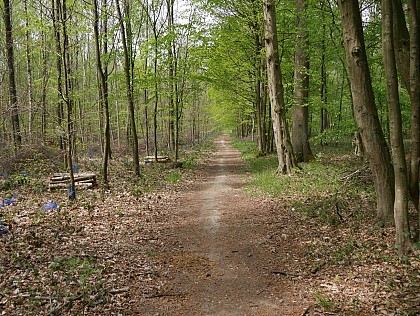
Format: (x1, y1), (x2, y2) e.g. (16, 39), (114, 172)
(0, 135), (419, 315)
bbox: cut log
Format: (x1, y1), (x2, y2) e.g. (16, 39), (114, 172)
(49, 172), (96, 190)
(49, 182), (94, 190)
(51, 172), (96, 182)
(144, 156), (171, 164)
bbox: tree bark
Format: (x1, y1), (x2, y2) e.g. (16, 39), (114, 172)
(407, 0), (420, 240)
(3, 0), (21, 148)
(41, 25), (48, 140)
(60, 0), (76, 199)
(263, 0), (297, 175)
(392, 0), (411, 91)
(24, 0), (35, 136)
(382, 0), (412, 251)
(320, 5), (328, 139)
(338, 0), (395, 226)
(292, 0), (313, 162)
(116, 0), (140, 177)
(52, 0), (65, 152)
(93, 0), (111, 186)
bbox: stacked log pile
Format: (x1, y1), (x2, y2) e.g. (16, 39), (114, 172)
(49, 173), (96, 190)
(144, 156), (171, 164)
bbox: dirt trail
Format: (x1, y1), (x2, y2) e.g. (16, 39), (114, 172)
(143, 135), (311, 315)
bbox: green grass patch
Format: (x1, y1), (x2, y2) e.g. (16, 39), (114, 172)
(164, 169), (181, 184)
(233, 139), (375, 225)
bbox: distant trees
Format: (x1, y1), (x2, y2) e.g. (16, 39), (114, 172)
(0, 0), (210, 174)
(199, 0), (419, 250)
(1, 0), (419, 248)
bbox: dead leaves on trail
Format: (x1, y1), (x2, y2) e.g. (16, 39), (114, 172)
(260, 200), (420, 316)
(0, 162), (202, 315)
(0, 149), (419, 315)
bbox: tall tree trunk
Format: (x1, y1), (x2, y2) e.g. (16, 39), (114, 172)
(116, 0), (140, 176)
(93, 0), (111, 186)
(407, 0), (420, 240)
(382, 0), (412, 251)
(153, 30), (159, 161)
(3, 0), (21, 148)
(338, 0), (395, 227)
(320, 6), (328, 138)
(251, 1), (266, 155)
(292, 0), (313, 162)
(263, 0), (297, 175)
(52, 0), (65, 153)
(392, 0), (411, 91)
(167, 0), (176, 153)
(143, 5), (150, 155)
(24, 0), (35, 136)
(41, 25), (48, 140)
(60, 0), (76, 199)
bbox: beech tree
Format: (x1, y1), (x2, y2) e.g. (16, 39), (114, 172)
(407, 0), (420, 240)
(382, 0), (411, 250)
(93, 0), (111, 186)
(337, 0), (395, 227)
(116, 0), (140, 176)
(292, 0), (312, 162)
(3, 0), (21, 148)
(263, 0), (297, 175)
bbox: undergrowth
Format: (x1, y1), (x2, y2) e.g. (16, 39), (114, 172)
(231, 140), (375, 226)
(233, 139), (419, 315)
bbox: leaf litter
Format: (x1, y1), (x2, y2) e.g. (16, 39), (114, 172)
(0, 138), (418, 315)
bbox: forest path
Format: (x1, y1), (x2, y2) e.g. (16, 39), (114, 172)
(141, 135), (311, 315)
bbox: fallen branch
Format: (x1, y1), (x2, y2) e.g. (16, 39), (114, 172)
(109, 287), (129, 294)
(301, 305), (312, 316)
(145, 292), (184, 299)
(49, 294), (83, 315)
(270, 271), (303, 277)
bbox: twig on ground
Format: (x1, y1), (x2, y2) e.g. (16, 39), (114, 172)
(145, 292), (184, 299)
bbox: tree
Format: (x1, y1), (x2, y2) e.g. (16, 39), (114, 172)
(388, 0), (420, 240)
(407, 0), (420, 240)
(116, 0), (140, 177)
(263, 0), (297, 175)
(382, 0), (411, 251)
(3, 0), (21, 148)
(24, 0), (34, 135)
(52, 0), (65, 153)
(60, 0), (77, 199)
(93, 0), (111, 186)
(337, 0), (395, 227)
(292, 0), (312, 162)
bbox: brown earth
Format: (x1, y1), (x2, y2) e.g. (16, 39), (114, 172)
(1, 134), (418, 315)
(135, 135), (314, 315)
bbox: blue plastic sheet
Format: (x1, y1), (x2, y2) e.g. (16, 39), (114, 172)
(43, 201), (59, 211)
(0, 196), (16, 207)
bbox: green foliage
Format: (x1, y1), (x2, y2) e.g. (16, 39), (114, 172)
(314, 292), (335, 310)
(47, 255), (105, 310)
(233, 139), (375, 225)
(165, 169), (181, 184)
